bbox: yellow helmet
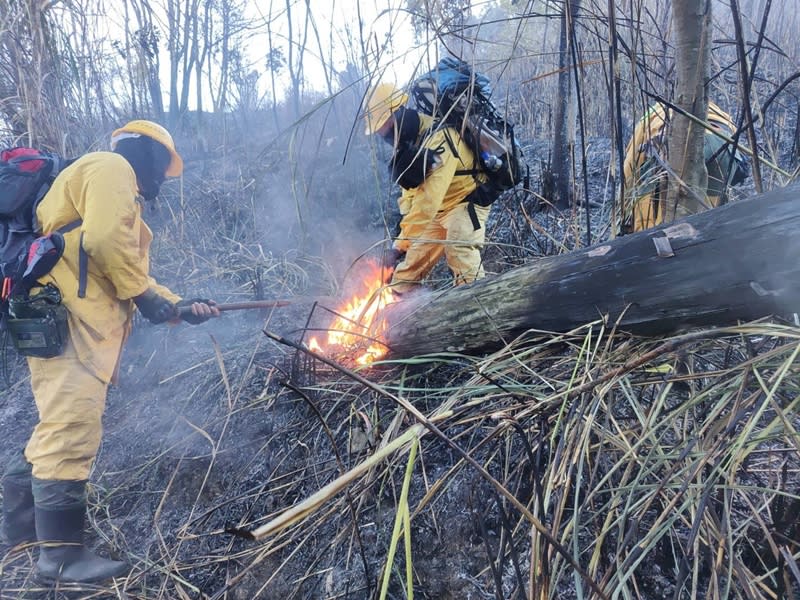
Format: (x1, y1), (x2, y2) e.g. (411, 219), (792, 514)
(363, 83), (408, 135)
(111, 120), (184, 177)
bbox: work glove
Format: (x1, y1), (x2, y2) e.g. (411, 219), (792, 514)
(176, 298), (219, 325)
(134, 289), (179, 324)
(381, 248), (405, 284)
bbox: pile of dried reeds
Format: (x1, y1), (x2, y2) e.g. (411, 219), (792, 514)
(209, 319), (800, 599)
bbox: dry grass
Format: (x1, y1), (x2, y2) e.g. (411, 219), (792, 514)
(5, 317), (795, 599)
(239, 320), (800, 599)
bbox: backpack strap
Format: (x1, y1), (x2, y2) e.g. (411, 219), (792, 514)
(440, 121), (482, 179)
(438, 125), (461, 161)
(54, 219), (87, 298)
(466, 200), (480, 231)
(77, 232), (87, 298)
(429, 122), (484, 230)
(453, 132), (484, 225)
(437, 123), (484, 179)
(47, 159), (86, 297)
(55, 219), (82, 235)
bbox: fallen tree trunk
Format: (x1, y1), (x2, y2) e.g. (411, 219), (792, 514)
(381, 182), (800, 358)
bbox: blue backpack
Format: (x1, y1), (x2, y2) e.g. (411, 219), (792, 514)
(410, 57), (527, 208)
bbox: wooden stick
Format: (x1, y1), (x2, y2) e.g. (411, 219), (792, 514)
(177, 297), (336, 316)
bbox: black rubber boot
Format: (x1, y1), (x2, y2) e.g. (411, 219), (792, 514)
(34, 503), (129, 584)
(2, 476), (36, 546)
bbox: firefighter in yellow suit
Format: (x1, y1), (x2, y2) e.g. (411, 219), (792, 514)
(0, 121), (219, 584)
(364, 83), (489, 294)
(621, 101), (746, 233)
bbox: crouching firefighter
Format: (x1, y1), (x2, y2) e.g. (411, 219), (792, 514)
(619, 100), (749, 233)
(0, 120), (219, 584)
(363, 83), (490, 295)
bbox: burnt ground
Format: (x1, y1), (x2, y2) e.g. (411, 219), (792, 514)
(0, 138), (610, 600)
(0, 137), (788, 599)
(0, 306), (308, 598)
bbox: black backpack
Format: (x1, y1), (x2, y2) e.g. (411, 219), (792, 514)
(0, 148), (81, 373)
(0, 147), (72, 280)
(410, 57), (528, 211)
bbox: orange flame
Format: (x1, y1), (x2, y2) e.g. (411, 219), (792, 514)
(308, 261), (396, 365)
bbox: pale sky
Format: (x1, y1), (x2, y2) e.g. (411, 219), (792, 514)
(245, 0), (427, 100)
(95, 0), (450, 109)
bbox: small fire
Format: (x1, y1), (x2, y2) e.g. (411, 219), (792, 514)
(309, 261), (397, 365)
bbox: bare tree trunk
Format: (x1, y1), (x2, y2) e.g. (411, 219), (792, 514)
(165, 0), (201, 126)
(730, 0), (766, 192)
(794, 100), (800, 166)
(193, 1), (211, 121)
(665, 0), (711, 220)
(178, 0), (201, 117)
(167, 0), (181, 124)
(212, 0), (231, 113)
(607, 0), (625, 235)
(147, 29), (166, 121)
(267, 0), (280, 130)
(122, 0), (139, 115)
(285, 0), (300, 118)
(130, 0), (165, 120)
(551, 0), (579, 210)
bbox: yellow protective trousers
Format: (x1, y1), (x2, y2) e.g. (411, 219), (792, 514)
(632, 193), (722, 232)
(24, 334), (119, 481)
(390, 202), (490, 294)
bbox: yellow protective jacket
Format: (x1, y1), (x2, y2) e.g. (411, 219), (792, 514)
(621, 101), (737, 233)
(394, 115), (481, 252)
(35, 151), (180, 383)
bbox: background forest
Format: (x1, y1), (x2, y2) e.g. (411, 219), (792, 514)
(1, 0), (799, 599)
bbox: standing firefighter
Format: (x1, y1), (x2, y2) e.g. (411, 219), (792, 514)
(620, 101), (748, 233)
(0, 120), (219, 584)
(364, 82), (490, 295)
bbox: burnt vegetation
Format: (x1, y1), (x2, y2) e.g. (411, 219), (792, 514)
(1, 0), (799, 599)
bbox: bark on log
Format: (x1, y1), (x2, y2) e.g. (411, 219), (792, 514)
(381, 183), (800, 358)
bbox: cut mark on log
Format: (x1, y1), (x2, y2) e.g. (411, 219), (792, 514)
(750, 281), (781, 297)
(663, 222), (698, 240)
(588, 245), (611, 257)
(652, 235), (675, 258)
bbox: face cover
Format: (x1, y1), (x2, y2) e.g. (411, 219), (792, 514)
(113, 136), (172, 201)
(380, 106), (421, 149)
(385, 107), (442, 190)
